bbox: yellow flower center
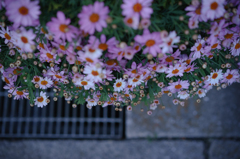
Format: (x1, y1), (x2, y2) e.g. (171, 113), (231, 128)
(19, 6), (29, 15)
(37, 96), (44, 102)
(116, 82), (122, 87)
(133, 3), (142, 12)
(41, 80), (48, 85)
(89, 13), (99, 23)
(21, 36), (28, 43)
(4, 33), (11, 40)
(172, 69), (179, 74)
(210, 2), (218, 10)
(145, 40), (155, 47)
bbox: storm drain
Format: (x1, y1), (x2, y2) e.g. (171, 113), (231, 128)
(0, 80), (125, 139)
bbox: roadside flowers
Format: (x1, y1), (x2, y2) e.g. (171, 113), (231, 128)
(0, 0), (239, 111)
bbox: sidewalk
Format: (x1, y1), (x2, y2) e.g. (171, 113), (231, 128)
(0, 83), (240, 159)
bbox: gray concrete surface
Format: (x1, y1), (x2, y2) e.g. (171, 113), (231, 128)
(0, 84), (240, 159)
(209, 140), (240, 159)
(0, 140), (204, 159)
(126, 83), (240, 138)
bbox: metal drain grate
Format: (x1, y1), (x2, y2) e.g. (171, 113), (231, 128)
(0, 80), (125, 139)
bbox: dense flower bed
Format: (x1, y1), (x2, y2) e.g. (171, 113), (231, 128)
(0, 0), (239, 114)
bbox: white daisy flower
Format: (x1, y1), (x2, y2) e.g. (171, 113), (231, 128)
(13, 28), (36, 52)
(153, 99), (160, 105)
(197, 89), (206, 98)
(128, 75), (143, 87)
(86, 97), (97, 106)
(150, 103), (157, 110)
(207, 69), (223, 85)
(34, 91), (49, 108)
(177, 91), (190, 100)
(83, 64), (105, 83)
(75, 78), (95, 90)
(32, 76), (41, 84)
(113, 78), (126, 92)
(124, 16), (139, 30)
(0, 26), (12, 44)
(84, 46), (102, 59)
(39, 77), (53, 89)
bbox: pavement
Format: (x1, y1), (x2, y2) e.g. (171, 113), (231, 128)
(0, 83), (240, 159)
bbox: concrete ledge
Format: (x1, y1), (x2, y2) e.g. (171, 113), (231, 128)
(0, 140), (204, 159)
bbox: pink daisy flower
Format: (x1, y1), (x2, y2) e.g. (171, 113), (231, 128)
(108, 45), (134, 61)
(78, 1), (109, 34)
(88, 34), (118, 52)
(184, 64), (197, 73)
(66, 53), (76, 65)
(13, 28), (36, 52)
(202, 0), (225, 20)
(121, 0), (153, 19)
(72, 73), (84, 84)
(232, 5), (240, 25)
(39, 77), (53, 89)
(222, 69), (239, 85)
(204, 39), (221, 53)
(12, 87), (29, 100)
(140, 19), (151, 29)
(209, 19), (227, 37)
(134, 29), (162, 57)
(104, 59), (127, 72)
(188, 20), (199, 29)
(165, 64), (185, 78)
(6, 0), (41, 27)
(51, 71), (66, 82)
(161, 49), (181, 65)
(168, 79), (190, 93)
(185, 3), (207, 22)
(3, 83), (15, 94)
(190, 39), (205, 59)
(124, 62), (144, 78)
(230, 39), (240, 56)
(39, 47), (57, 63)
(47, 11), (77, 42)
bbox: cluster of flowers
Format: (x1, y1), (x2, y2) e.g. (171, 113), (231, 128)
(0, 0), (239, 114)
